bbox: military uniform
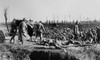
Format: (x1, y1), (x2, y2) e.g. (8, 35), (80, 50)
(18, 20), (30, 44)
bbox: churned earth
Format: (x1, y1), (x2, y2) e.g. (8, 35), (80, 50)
(0, 25), (100, 60)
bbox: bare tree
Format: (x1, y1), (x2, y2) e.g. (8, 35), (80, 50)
(4, 8), (9, 32)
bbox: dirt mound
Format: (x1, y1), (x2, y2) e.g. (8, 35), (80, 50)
(0, 30), (5, 43)
(0, 44), (80, 60)
(0, 43), (100, 60)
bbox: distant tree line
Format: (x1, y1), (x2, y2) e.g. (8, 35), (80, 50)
(44, 20), (100, 30)
(1, 19), (100, 31)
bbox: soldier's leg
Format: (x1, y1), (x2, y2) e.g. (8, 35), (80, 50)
(9, 32), (16, 44)
(30, 37), (33, 41)
(94, 36), (97, 43)
(21, 36), (23, 45)
(34, 32), (38, 44)
(34, 32), (38, 40)
(37, 32), (42, 44)
(40, 32), (43, 41)
(90, 37), (93, 43)
(18, 32), (23, 45)
(74, 34), (78, 40)
(21, 40), (23, 45)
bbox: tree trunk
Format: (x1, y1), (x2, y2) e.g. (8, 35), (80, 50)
(4, 8), (9, 32)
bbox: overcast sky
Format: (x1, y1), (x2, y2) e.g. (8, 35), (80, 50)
(0, 0), (100, 22)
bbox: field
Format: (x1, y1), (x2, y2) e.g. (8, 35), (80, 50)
(0, 22), (100, 60)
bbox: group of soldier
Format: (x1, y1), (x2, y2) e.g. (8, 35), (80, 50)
(9, 18), (46, 44)
(61, 21), (100, 44)
(9, 18), (100, 45)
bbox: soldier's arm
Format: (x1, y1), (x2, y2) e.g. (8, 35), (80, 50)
(42, 24), (46, 32)
(22, 22), (26, 33)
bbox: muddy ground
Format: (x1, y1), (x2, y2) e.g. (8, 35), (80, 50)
(0, 43), (100, 60)
(0, 25), (100, 60)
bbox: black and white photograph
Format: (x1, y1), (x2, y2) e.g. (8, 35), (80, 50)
(0, 0), (100, 60)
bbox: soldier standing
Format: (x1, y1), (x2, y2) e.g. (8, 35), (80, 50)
(34, 21), (46, 44)
(91, 28), (97, 43)
(74, 21), (80, 40)
(86, 29), (94, 43)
